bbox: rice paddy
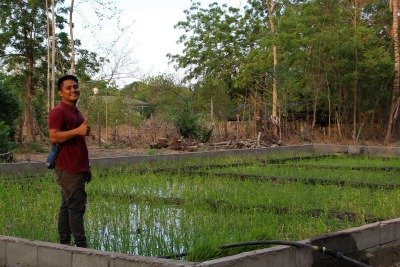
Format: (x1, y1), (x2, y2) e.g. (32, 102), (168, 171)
(1, 153), (399, 262)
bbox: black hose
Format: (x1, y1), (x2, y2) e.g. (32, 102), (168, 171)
(219, 240), (372, 267)
(159, 251), (187, 259)
(159, 240), (372, 267)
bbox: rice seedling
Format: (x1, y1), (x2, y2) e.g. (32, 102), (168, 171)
(208, 164), (399, 185)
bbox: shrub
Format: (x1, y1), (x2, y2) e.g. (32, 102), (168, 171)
(0, 74), (22, 139)
(0, 121), (12, 153)
(176, 105), (212, 143)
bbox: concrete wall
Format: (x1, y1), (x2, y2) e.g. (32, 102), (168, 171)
(0, 144), (314, 176)
(2, 144), (399, 176)
(197, 218), (400, 267)
(0, 236), (190, 267)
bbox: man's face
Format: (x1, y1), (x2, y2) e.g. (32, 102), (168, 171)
(59, 79), (80, 104)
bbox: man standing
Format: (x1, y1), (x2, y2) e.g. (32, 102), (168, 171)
(48, 74), (91, 247)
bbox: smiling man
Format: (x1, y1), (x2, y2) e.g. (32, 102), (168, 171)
(48, 74), (92, 248)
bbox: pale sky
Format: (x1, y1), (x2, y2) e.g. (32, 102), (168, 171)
(72, 0), (244, 87)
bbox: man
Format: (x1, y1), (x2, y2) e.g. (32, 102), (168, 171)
(48, 74), (91, 247)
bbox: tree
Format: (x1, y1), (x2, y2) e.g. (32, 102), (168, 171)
(130, 75), (190, 121)
(67, 0), (129, 85)
(0, 1), (49, 141)
(169, 1), (248, 94)
(385, 0), (400, 143)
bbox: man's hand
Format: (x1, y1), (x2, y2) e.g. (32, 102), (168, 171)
(77, 119), (91, 136)
(49, 119), (91, 143)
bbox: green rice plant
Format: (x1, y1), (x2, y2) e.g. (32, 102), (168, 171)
(280, 155), (400, 168)
(208, 164), (399, 185)
(0, 173), (59, 242)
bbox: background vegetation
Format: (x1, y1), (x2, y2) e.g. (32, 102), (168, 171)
(1, 0), (400, 153)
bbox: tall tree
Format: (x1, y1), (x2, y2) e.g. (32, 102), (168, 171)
(51, 0), (56, 109)
(385, 0), (400, 143)
(0, 1), (49, 141)
(265, 0), (279, 118)
(169, 1), (247, 94)
(69, 0), (75, 74)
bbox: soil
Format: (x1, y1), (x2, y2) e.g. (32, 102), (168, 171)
(11, 138), (392, 163)
(14, 147), (148, 162)
(13, 146), (178, 163)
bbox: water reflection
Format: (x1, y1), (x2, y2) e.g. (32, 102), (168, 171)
(86, 201), (194, 257)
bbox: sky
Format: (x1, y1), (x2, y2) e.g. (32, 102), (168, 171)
(72, 0), (244, 87)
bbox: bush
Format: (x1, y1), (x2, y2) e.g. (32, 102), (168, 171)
(0, 74), (22, 139)
(176, 105), (212, 143)
(0, 121), (12, 153)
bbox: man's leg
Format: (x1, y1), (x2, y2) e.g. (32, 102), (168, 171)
(57, 169), (88, 247)
(58, 192), (71, 245)
(67, 181), (87, 247)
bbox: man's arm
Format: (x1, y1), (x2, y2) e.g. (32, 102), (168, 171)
(49, 120), (90, 144)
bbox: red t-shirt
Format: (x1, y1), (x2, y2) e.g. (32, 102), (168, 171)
(48, 102), (89, 174)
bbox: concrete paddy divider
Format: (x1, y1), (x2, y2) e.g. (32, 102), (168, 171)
(0, 235), (190, 267)
(0, 144), (314, 175)
(1, 144), (400, 266)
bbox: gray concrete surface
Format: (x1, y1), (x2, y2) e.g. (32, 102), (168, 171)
(0, 144), (315, 175)
(2, 144), (399, 176)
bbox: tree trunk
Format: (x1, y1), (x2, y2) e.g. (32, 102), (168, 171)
(325, 71), (331, 139)
(69, 0), (75, 74)
(266, 0), (278, 117)
(352, 0), (360, 142)
(312, 86), (319, 128)
(266, 0), (280, 142)
(46, 0), (51, 112)
(24, 50), (36, 142)
(21, 13), (37, 142)
(385, 0), (400, 143)
(51, 0), (56, 109)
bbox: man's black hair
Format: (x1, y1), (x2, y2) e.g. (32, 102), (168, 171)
(57, 75), (79, 91)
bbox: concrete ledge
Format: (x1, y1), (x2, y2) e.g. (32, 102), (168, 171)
(0, 145), (314, 176)
(312, 143), (400, 157)
(0, 236), (190, 267)
(3, 144), (399, 176)
(197, 218), (400, 267)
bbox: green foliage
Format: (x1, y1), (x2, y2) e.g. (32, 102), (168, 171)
(169, 2), (250, 96)
(0, 121), (12, 153)
(0, 1), (103, 143)
(75, 49), (102, 81)
(0, 0), (397, 143)
(0, 74), (22, 139)
(14, 141), (48, 154)
(33, 89), (48, 136)
(170, 0), (394, 136)
(176, 103), (212, 143)
(193, 77), (237, 121)
(128, 75), (190, 121)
